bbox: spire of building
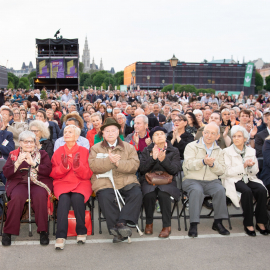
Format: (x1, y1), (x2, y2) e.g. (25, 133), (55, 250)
(92, 58), (96, 70)
(100, 58), (104, 70)
(82, 36), (90, 71)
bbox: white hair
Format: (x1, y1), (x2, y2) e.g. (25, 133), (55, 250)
(230, 125), (249, 140)
(135, 114), (148, 124)
(64, 125), (81, 136)
(19, 131), (36, 142)
(193, 109), (203, 116)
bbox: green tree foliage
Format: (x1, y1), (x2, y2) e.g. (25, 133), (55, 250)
(161, 84), (216, 94)
(265, 75), (270, 91)
(8, 73), (19, 89)
(7, 81), (14, 89)
(40, 89), (47, 100)
(178, 84), (197, 93)
(79, 62), (84, 73)
(114, 71), (124, 85)
(84, 78), (92, 88)
(17, 81), (28, 89)
(27, 71), (36, 88)
(255, 72), (264, 93)
(101, 82), (107, 90)
(161, 84), (181, 92)
(80, 73), (91, 86)
(18, 77), (30, 90)
(93, 73), (106, 87)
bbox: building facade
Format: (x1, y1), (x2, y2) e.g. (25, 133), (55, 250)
(124, 61), (255, 94)
(0, 66), (8, 88)
(8, 61), (35, 78)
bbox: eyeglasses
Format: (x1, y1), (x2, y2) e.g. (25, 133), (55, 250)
(22, 140), (35, 145)
(172, 119), (183, 123)
(30, 130), (40, 133)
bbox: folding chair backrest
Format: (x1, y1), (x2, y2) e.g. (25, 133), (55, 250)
(0, 159), (6, 173)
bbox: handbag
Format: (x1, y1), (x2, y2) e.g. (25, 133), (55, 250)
(145, 171), (173, 186)
(67, 210), (92, 237)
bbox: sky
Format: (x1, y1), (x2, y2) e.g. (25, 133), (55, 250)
(0, 0), (269, 72)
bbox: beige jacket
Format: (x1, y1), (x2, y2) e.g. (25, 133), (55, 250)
(221, 145), (266, 207)
(183, 138), (225, 181)
(7, 122), (29, 148)
(89, 138), (140, 194)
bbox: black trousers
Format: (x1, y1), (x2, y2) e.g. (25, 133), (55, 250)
(56, 192), (87, 239)
(235, 181), (268, 227)
(143, 188), (171, 227)
(97, 185), (142, 230)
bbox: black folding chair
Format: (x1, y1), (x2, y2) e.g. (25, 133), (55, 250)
(178, 168), (232, 231)
(0, 159), (7, 236)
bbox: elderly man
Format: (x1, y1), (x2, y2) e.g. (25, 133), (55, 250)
(203, 109), (212, 124)
(89, 118), (142, 243)
(113, 107), (121, 120)
(54, 117), (89, 151)
(140, 105), (159, 130)
(61, 88), (73, 103)
(195, 112), (231, 149)
(60, 102), (77, 123)
(183, 122), (230, 237)
(125, 114), (151, 154)
(28, 91), (39, 103)
(87, 88), (97, 103)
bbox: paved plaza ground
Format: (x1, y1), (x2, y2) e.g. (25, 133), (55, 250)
(1, 205), (270, 270)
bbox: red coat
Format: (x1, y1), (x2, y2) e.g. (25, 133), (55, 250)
(50, 143), (92, 203)
(86, 128), (97, 148)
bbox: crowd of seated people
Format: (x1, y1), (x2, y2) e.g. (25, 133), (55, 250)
(1, 87), (270, 249)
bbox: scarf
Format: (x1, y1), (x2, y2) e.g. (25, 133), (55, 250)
(233, 144), (248, 184)
(10, 147), (54, 215)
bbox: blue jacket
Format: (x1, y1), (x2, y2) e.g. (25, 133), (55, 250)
(260, 140), (270, 187)
(126, 114), (135, 127)
(0, 130), (15, 160)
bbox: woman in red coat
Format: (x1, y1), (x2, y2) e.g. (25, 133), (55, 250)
(50, 124), (92, 250)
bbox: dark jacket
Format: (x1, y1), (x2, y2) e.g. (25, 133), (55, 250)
(255, 128), (269, 158)
(139, 142), (181, 200)
(147, 115), (160, 130)
(0, 130), (15, 160)
(3, 150), (53, 198)
(126, 114), (135, 127)
(40, 139), (54, 159)
(87, 93), (97, 103)
(148, 113), (166, 124)
(257, 122), (267, 133)
(49, 121), (60, 142)
(260, 139), (270, 187)
(124, 124), (134, 137)
(167, 131), (194, 160)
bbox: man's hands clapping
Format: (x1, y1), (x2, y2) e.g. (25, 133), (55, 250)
(108, 150), (121, 167)
(204, 154), (215, 167)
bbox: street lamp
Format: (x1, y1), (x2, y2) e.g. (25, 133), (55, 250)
(131, 69), (136, 91)
(147, 75), (150, 91)
(161, 79), (165, 89)
(169, 54), (178, 91)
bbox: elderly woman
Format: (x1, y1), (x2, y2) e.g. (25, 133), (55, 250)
(116, 113), (134, 138)
(221, 108), (232, 128)
(193, 109), (204, 128)
(139, 126), (181, 238)
(1, 131), (53, 246)
(222, 125), (268, 236)
(50, 125), (92, 250)
(29, 120), (54, 159)
(167, 114), (194, 160)
(86, 113), (102, 148)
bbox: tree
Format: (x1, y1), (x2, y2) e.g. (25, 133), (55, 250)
(265, 75), (270, 91)
(93, 74), (105, 87)
(17, 81), (28, 89)
(101, 82), (107, 90)
(7, 81), (14, 89)
(40, 89), (47, 100)
(255, 71), (264, 93)
(79, 62), (84, 73)
(84, 78), (92, 88)
(114, 71), (124, 85)
(80, 73), (91, 86)
(8, 72), (19, 89)
(18, 77), (30, 90)
(28, 71), (36, 88)
(178, 84), (197, 93)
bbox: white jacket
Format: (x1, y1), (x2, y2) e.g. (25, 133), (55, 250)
(221, 145), (266, 207)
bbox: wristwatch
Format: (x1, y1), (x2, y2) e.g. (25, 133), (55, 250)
(32, 162), (39, 168)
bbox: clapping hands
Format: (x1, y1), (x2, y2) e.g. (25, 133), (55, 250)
(204, 154), (215, 167)
(244, 158), (255, 168)
(108, 150), (121, 167)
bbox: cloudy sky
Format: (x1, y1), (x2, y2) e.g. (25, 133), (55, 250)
(1, 0), (269, 72)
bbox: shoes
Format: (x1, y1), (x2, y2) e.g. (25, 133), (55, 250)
(40, 231), (49, 246)
(110, 223), (132, 238)
(55, 238), (66, 250)
(156, 201), (161, 213)
(212, 222), (230, 236)
(77, 234), (87, 244)
(188, 225), (198, 238)
(203, 199), (213, 209)
(145, 223), (153, 235)
(1, 233), (11, 246)
(112, 235), (128, 244)
(158, 227), (171, 238)
(244, 226), (256, 237)
(256, 224), (268, 236)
